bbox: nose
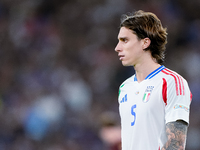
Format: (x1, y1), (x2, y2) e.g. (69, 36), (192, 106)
(115, 42), (121, 52)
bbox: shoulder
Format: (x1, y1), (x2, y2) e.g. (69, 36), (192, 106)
(161, 67), (190, 96)
(161, 68), (188, 84)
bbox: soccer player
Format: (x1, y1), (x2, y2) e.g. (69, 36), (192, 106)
(115, 10), (192, 150)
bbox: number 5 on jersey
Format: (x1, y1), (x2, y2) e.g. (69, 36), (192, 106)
(131, 104), (136, 126)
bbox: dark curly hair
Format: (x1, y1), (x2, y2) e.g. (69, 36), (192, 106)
(120, 10), (168, 64)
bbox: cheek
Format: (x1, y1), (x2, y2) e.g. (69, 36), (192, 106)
(124, 44), (134, 53)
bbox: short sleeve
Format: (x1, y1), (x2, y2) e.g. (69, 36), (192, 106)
(164, 76), (192, 124)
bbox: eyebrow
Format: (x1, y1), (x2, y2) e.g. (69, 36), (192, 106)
(118, 37), (128, 41)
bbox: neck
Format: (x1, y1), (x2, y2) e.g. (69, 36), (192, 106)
(134, 59), (161, 83)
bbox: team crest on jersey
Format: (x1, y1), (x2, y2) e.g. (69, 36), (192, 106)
(142, 86), (154, 103)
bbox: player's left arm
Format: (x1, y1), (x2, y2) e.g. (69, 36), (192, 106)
(161, 120), (188, 150)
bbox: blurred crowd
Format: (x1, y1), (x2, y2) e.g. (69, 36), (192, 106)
(0, 0), (199, 150)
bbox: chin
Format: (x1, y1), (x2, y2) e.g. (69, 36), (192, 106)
(122, 62), (131, 66)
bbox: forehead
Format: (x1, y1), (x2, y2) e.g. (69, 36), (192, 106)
(118, 27), (135, 38)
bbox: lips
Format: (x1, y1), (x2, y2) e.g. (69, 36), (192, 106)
(118, 54), (125, 60)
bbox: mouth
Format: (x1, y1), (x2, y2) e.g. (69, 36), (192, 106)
(118, 54), (125, 60)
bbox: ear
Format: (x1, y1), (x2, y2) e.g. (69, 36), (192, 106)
(142, 38), (151, 50)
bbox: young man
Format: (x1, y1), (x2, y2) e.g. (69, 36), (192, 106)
(115, 10), (192, 150)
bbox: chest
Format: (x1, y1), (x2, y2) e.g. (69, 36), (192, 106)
(119, 80), (164, 116)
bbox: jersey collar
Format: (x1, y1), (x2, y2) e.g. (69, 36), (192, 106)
(134, 65), (165, 81)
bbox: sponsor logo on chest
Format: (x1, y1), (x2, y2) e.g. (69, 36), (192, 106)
(120, 94), (127, 103)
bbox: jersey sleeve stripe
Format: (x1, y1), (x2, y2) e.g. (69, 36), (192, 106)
(161, 69), (186, 96)
(180, 76), (185, 95)
(164, 68), (185, 96)
(161, 69), (179, 95)
(162, 78), (167, 105)
(176, 74), (183, 95)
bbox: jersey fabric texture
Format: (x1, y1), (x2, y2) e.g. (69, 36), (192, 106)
(118, 65), (192, 150)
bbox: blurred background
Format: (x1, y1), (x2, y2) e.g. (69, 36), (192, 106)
(0, 0), (199, 150)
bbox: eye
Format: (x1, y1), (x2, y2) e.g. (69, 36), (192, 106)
(123, 39), (128, 43)
(120, 38), (128, 43)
